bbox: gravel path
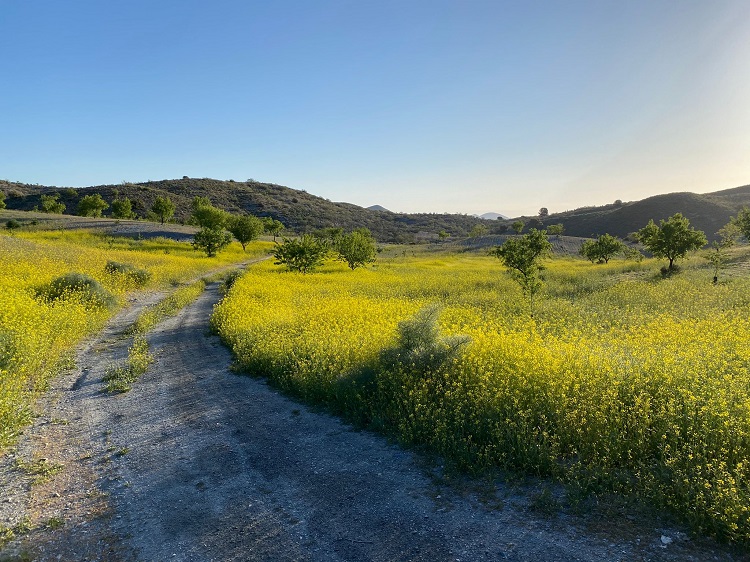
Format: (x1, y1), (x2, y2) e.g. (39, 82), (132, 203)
(1, 278), (745, 561)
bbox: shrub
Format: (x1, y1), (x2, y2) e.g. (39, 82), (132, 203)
(193, 227), (232, 257)
(38, 273), (117, 309)
(5, 219), (21, 231)
(334, 228), (377, 270)
(77, 193), (108, 217)
(104, 261), (151, 287)
(40, 193), (65, 214)
(273, 235), (329, 273)
(381, 304), (470, 374)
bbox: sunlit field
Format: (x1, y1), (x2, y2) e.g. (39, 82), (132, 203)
(213, 249), (750, 542)
(0, 229), (269, 446)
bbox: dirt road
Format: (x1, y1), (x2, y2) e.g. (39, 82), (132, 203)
(1, 278), (744, 561)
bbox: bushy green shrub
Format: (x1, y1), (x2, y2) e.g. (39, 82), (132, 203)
(381, 304), (470, 374)
(104, 261), (151, 286)
(38, 273), (117, 309)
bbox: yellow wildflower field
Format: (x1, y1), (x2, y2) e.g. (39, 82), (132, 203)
(0, 229), (269, 446)
(213, 251), (750, 542)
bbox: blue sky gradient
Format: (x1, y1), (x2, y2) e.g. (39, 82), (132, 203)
(2, 0), (749, 216)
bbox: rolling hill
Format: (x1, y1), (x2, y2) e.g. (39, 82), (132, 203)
(0, 178), (495, 243)
(2, 177), (749, 242)
(531, 186), (750, 241)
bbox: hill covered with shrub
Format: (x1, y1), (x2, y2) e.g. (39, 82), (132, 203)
(2, 177), (749, 242)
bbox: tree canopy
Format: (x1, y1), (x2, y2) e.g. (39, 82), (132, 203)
(335, 228), (377, 270)
(77, 194), (108, 217)
(636, 213), (707, 270)
(732, 207), (750, 240)
(151, 196), (175, 224)
(491, 228), (551, 315)
(273, 234), (329, 273)
(580, 233), (625, 264)
(40, 193), (66, 214)
(228, 214), (264, 251)
(192, 227), (232, 257)
(262, 217), (285, 240)
(111, 196), (135, 219)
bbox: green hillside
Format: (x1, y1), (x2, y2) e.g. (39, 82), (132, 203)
(0, 178), (494, 243)
(533, 187), (750, 241)
(2, 177), (749, 242)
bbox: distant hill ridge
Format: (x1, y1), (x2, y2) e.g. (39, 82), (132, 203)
(1, 177), (749, 242)
(0, 178), (497, 243)
(535, 186), (750, 241)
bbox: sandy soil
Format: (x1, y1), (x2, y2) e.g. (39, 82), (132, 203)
(1, 273), (747, 561)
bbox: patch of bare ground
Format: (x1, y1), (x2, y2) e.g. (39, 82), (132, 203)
(0, 210), (198, 242)
(1, 274), (747, 561)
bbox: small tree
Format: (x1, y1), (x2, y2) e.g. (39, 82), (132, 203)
(191, 196), (212, 211)
(438, 230), (450, 241)
(191, 200), (228, 230)
(511, 220), (524, 234)
(151, 196), (175, 225)
(538, 207), (549, 218)
(636, 213), (707, 271)
(525, 217), (543, 231)
(731, 207), (750, 240)
(547, 223), (564, 238)
(77, 194), (108, 217)
(193, 227), (232, 257)
(491, 228), (552, 316)
(40, 193), (66, 214)
(469, 224), (489, 237)
(228, 214), (263, 251)
(273, 235), (329, 273)
(579, 233), (625, 264)
(335, 228), (377, 270)
(262, 217), (285, 241)
(6, 219), (21, 231)
(0, 192), (5, 210)
(111, 196), (135, 219)
(191, 199), (232, 256)
(705, 222), (739, 284)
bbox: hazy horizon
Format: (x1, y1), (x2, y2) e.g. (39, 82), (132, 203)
(2, 1), (749, 217)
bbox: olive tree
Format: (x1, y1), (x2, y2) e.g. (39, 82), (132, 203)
(469, 224), (489, 237)
(491, 228), (551, 315)
(111, 196), (135, 219)
(192, 227), (232, 257)
(228, 214), (264, 251)
(511, 220), (524, 234)
(580, 233), (625, 264)
(191, 198), (232, 257)
(731, 207), (750, 240)
(77, 194), (108, 217)
(705, 222), (739, 284)
(547, 223), (564, 238)
(262, 217), (285, 240)
(150, 196), (175, 224)
(40, 193), (66, 214)
(273, 235), (329, 273)
(335, 228), (377, 270)
(636, 213), (707, 271)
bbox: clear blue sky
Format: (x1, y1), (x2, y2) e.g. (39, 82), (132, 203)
(2, 1), (749, 216)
